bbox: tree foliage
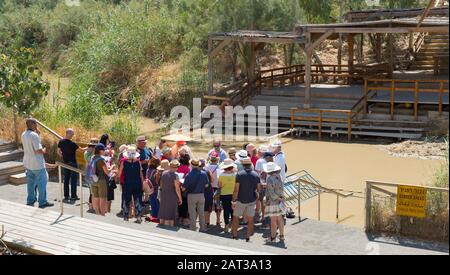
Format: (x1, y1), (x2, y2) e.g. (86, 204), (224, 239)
(0, 48), (50, 115)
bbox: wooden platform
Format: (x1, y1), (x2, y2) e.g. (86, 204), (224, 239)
(0, 199), (261, 255)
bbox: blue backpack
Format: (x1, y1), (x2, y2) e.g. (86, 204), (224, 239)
(85, 156), (102, 186)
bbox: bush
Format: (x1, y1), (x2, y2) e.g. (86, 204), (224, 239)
(103, 111), (139, 146)
(65, 83), (105, 128)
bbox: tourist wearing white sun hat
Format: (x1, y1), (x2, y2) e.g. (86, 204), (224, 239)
(263, 162), (285, 242)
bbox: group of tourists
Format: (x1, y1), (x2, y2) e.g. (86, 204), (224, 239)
(21, 118), (288, 243)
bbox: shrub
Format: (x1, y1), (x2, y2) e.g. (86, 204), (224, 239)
(103, 111), (139, 146)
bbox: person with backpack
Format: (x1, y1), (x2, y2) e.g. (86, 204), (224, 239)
(87, 144), (111, 216)
(264, 162), (285, 242)
(119, 145), (145, 223)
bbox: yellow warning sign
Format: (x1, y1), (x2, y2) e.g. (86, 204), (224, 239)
(396, 185), (427, 218)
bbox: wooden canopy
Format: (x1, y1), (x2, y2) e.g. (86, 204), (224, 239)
(209, 30), (305, 44)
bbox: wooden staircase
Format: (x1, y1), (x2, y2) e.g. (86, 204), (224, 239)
(0, 141), (26, 185)
(411, 34), (449, 73)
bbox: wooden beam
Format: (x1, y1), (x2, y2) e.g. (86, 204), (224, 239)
(417, 0), (437, 30)
(306, 30), (333, 52)
(348, 34), (354, 79)
(210, 38), (232, 58)
(210, 36), (305, 44)
(306, 26), (449, 34)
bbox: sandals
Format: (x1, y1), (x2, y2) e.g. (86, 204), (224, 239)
(279, 235), (285, 241)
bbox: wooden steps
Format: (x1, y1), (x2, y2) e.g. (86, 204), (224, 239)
(0, 149), (23, 163)
(0, 161), (25, 185)
(8, 173), (27, 185)
(0, 199), (262, 255)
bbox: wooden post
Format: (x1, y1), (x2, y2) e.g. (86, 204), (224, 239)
(375, 34), (382, 63)
(13, 110), (19, 147)
(364, 79), (368, 115)
(347, 34), (354, 83)
(390, 80), (395, 120)
(290, 109), (295, 129)
(207, 39), (214, 99)
(318, 188), (321, 221)
(414, 81), (419, 121)
(365, 182), (372, 232)
(304, 32), (312, 109)
(439, 81), (444, 116)
(336, 195), (340, 220)
(388, 33), (394, 76)
(360, 34), (364, 62)
(248, 43), (257, 97)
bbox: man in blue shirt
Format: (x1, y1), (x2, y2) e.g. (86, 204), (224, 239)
(232, 158), (261, 242)
(136, 135), (153, 176)
(207, 139), (228, 162)
(182, 159), (209, 232)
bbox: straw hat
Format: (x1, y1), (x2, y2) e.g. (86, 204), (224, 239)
(220, 159), (237, 170)
(178, 146), (189, 155)
(228, 147), (237, 155)
(118, 144), (128, 153)
(240, 157), (252, 165)
(263, 162), (281, 173)
(190, 158), (200, 167)
(124, 145), (140, 159)
(88, 138), (99, 146)
(170, 159), (180, 169)
(136, 135), (147, 143)
(157, 159), (170, 171)
(246, 143), (256, 152)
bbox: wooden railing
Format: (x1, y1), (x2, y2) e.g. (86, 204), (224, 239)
(364, 78), (449, 120)
(289, 108), (355, 141)
(203, 74), (261, 108)
(434, 54), (449, 75)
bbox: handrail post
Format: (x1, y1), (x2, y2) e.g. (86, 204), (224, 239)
(297, 180), (301, 222)
(318, 188), (321, 221)
(365, 182), (372, 232)
(58, 165), (63, 215)
(414, 81), (419, 121)
(79, 172), (83, 218)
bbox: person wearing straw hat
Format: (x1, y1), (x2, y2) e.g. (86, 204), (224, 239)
(218, 159), (237, 233)
(263, 162), (285, 242)
(159, 160), (182, 227)
(182, 158), (209, 232)
(205, 153), (222, 226)
(119, 145), (144, 223)
(228, 148), (237, 161)
(235, 150), (253, 172)
(84, 138), (99, 164)
(271, 139), (286, 183)
(231, 157), (261, 242)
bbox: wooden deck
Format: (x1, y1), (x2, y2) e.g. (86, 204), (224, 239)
(0, 199), (260, 255)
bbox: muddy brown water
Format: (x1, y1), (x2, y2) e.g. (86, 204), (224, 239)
(137, 120), (442, 228)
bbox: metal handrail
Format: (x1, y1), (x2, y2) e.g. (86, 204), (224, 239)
(55, 161), (86, 218)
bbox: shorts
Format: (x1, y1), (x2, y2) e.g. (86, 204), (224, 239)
(233, 201), (256, 217)
(91, 179), (108, 199)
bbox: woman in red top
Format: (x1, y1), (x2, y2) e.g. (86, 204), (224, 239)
(246, 143), (258, 167)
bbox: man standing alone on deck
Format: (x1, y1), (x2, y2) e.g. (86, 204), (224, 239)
(58, 128), (81, 202)
(21, 118), (54, 209)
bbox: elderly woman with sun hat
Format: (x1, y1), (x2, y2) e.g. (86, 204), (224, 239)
(158, 159), (182, 227)
(264, 162), (285, 242)
(119, 145), (145, 224)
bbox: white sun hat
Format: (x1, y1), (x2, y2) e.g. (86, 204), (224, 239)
(220, 159), (237, 170)
(237, 149), (249, 159)
(271, 139), (282, 148)
(263, 162), (281, 173)
(258, 145), (269, 153)
(124, 145), (140, 159)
